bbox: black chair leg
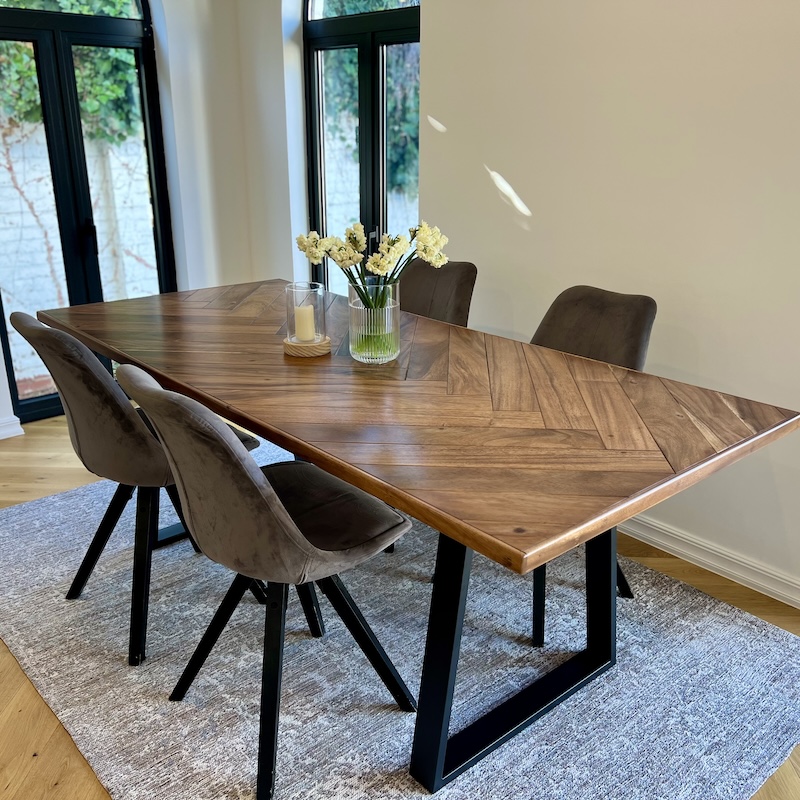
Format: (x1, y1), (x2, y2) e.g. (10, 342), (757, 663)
(164, 484), (201, 553)
(170, 573), (253, 700)
(128, 486), (160, 666)
(531, 563), (546, 647)
(617, 561), (634, 599)
(251, 579), (268, 604)
(252, 581), (324, 636)
(66, 482), (134, 600)
(316, 575), (416, 712)
(295, 582), (325, 638)
(256, 582), (289, 800)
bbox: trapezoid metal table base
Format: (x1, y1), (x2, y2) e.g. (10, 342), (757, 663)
(409, 528), (618, 792)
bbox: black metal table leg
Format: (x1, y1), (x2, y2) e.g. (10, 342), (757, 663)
(410, 529), (618, 792)
(409, 534), (473, 791)
(531, 562), (546, 646)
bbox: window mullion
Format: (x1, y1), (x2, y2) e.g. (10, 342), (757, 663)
(53, 30), (102, 304)
(305, 47), (325, 284)
(357, 36), (375, 247)
(373, 36), (387, 238)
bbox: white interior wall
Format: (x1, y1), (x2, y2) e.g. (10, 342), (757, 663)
(152, 0), (252, 289)
(152, 0), (303, 289)
(236, 0), (307, 283)
(152, 0), (251, 288)
(419, 0), (800, 604)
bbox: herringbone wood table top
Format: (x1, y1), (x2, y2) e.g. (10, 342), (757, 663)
(39, 279), (800, 574)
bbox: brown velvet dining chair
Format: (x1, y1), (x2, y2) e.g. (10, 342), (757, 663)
(528, 285), (657, 645)
(9, 312), (266, 666)
(399, 257), (478, 327)
(116, 364), (416, 800)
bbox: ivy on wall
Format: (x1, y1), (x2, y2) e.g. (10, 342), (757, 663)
(0, 0), (141, 143)
(0, 0), (138, 18)
(317, 0), (418, 16)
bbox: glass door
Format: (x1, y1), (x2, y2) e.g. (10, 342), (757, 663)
(0, 4), (174, 422)
(0, 37), (70, 408)
(70, 43), (161, 302)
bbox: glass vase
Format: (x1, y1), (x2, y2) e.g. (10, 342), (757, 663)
(348, 282), (400, 364)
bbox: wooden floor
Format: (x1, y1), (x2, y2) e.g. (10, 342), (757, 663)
(0, 416), (797, 800)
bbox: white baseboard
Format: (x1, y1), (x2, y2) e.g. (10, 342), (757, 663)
(619, 515), (800, 610)
(0, 414), (23, 440)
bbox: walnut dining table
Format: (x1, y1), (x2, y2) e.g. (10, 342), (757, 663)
(39, 279), (800, 792)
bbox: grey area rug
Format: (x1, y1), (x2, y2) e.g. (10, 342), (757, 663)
(1, 441), (799, 800)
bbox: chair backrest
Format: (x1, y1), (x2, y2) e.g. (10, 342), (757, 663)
(530, 285), (657, 370)
(399, 258), (477, 326)
(10, 312), (171, 487)
(116, 365), (323, 584)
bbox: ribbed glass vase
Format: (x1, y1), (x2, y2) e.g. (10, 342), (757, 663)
(348, 283), (400, 364)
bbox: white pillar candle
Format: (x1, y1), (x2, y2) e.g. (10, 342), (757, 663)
(294, 304), (316, 342)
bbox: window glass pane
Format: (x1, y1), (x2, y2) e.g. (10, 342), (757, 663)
(0, 39), (67, 401)
(320, 47), (360, 295)
(72, 45), (159, 302)
(385, 41), (419, 237)
(310, 0), (418, 22)
(0, 0), (141, 19)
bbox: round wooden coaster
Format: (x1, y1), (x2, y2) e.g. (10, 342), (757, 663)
(283, 336), (332, 357)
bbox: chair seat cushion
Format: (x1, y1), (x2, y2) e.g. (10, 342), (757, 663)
(262, 461), (407, 551)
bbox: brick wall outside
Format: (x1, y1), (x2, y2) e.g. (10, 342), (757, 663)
(0, 121), (158, 396)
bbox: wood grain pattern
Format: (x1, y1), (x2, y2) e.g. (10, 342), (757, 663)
(524, 345), (595, 430)
(613, 368), (718, 472)
(447, 325), (491, 396)
(663, 380), (760, 450)
(407, 316), (450, 381)
(568, 357), (662, 451)
(38, 280), (800, 575)
(486, 335), (539, 411)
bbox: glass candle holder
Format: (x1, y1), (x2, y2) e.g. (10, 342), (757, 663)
(285, 282), (326, 344)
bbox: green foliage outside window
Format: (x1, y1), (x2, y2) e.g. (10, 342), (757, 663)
(0, 0), (141, 143)
(313, 0), (418, 18)
(385, 43), (420, 198)
(323, 45), (419, 199)
(0, 0), (139, 18)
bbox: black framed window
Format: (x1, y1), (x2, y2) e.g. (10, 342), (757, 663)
(0, 0), (142, 18)
(308, 0), (418, 21)
(304, 1), (420, 293)
(0, 0), (175, 422)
